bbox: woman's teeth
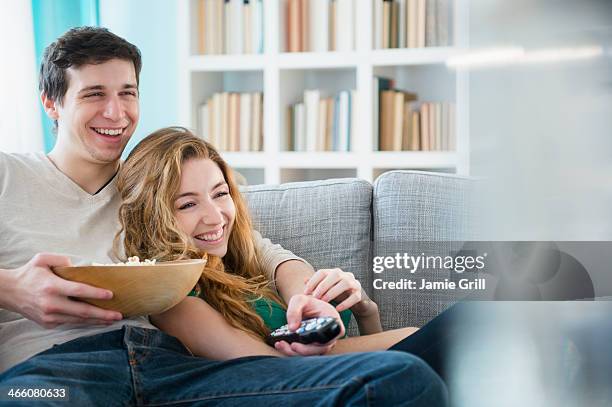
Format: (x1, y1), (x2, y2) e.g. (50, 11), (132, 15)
(93, 127), (123, 136)
(195, 228), (223, 242)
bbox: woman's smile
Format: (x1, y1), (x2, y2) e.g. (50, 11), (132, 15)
(194, 226), (225, 245)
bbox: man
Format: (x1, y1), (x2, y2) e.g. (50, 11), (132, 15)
(0, 27), (446, 405)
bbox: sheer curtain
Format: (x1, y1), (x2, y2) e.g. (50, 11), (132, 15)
(0, 1), (44, 153)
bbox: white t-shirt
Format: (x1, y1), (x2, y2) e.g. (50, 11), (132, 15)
(0, 152), (299, 373)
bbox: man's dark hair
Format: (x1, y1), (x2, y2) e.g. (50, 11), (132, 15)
(39, 26), (142, 105)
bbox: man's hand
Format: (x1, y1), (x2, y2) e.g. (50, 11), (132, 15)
(2, 253), (123, 328)
(273, 294), (345, 356)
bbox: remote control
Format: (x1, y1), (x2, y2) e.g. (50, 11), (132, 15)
(266, 317), (342, 346)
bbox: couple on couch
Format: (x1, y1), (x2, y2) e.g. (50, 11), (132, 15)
(0, 27), (458, 406)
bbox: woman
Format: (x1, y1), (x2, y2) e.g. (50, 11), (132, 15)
(114, 127), (454, 369)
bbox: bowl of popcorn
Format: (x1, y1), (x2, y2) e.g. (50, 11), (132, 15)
(53, 256), (207, 317)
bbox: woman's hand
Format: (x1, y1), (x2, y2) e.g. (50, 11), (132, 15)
(303, 268), (378, 317)
(273, 294), (345, 356)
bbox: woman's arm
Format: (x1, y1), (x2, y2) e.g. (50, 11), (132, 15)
(276, 262), (384, 335)
(275, 259), (315, 300)
(252, 230), (383, 335)
(350, 298), (383, 335)
(151, 296), (281, 360)
(330, 327), (419, 354)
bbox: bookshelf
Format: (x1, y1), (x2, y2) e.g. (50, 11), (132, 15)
(178, 0), (469, 185)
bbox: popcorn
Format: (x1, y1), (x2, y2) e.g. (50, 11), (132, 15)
(92, 256), (157, 266)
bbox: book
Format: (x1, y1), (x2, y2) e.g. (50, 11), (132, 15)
(311, 0), (329, 52)
(442, 102), (451, 150)
(294, 102), (306, 151)
(243, 0), (252, 54)
(374, 0), (383, 49)
(428, 101), (436, 150)
(407, 0), (417, 48)
(208, 98), (216, 147)
(392, 92), (405, 150)
(332, 95), (339, 151)
(337, 91), (350, 152)
(304, 90), (320, 152)
(317, 98), (328, 150)
(224, 1), (232, 54)
(336, 0), (354, 51)
(394, 91), (417, 150)
(436, 0), (450, 47)
(410, 110), (420, 150)
(416, 0), (426, 47)
(448, 102), (455, 151)
(372, 76), (394, 151)
(350, 89), (357, 151)
(325, 98), (334, 150)
(382, 0), (390, 49)
(330, 0), (336, 51)
(199, 102), (209, 141)
(401, 102), (411, 150)
(300, 0), (309, 51)
(240, 93), (251, 151)
(392, 0), (400, 49)
(398, 0), (407, 48)
(425, 0), (437, 47)
(252, 0), (264, 53)
(229, 93), (240, 151)
(251, 92), (263, 151)
(435, 102), (442, 151)
(420, 102), (430, 150)
(198, 0), (206, 54)
(212, 93), (222, 149)
(286, 105), (294, 151)
(288, 0), (300, 52)
(232, 0), (243, 54)
(379, 90), (395, 150)
(204, 0), (215, 53)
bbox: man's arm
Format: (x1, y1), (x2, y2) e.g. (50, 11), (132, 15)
(1, 253), (123, 327)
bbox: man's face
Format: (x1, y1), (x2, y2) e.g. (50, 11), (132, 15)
(51, 59), (139, 163)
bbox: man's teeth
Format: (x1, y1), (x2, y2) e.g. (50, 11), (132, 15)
(93, 128), (123, 136)
(196, 229), (223, 242)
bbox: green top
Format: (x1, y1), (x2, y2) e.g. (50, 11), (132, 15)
(252, 297), (352, 333)
(188, 289), (352, 333)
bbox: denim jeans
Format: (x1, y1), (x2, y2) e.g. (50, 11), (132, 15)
(0, 326), (447, 406)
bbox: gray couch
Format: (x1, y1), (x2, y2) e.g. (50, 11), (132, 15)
(243, 170), (474, 336)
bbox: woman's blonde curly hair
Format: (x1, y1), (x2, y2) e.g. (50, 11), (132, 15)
(114, 126), (284, 339)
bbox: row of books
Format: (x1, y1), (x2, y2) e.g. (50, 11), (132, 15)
(198, 92), (264, 152)
(382, 99), (455, 151)
(374, 0), (452, 49)
(286, 90), (356, 152)
(374, 77), (455, 151)
(197, 0), (264, 55)
(285, 0), (355, 52)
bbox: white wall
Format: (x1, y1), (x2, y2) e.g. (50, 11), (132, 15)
(99, 0), (179, 157)
(0, 1), (43, 153)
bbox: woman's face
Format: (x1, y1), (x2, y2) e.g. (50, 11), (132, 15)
(174, 158), (236, 257)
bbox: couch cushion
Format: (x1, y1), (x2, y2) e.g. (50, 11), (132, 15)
(372, 171), (476, 329)
(373, 170), (475, 241)
(242, 178), (372, 337)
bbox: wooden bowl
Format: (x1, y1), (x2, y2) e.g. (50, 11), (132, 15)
(53, 259), (205, 317)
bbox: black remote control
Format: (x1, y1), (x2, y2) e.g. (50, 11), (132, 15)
(266, 317), (342, 346)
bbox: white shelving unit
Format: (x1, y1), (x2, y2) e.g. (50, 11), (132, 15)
(178, 0), (470, 185)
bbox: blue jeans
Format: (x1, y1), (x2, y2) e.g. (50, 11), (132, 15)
(0, 326), (447, 406)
